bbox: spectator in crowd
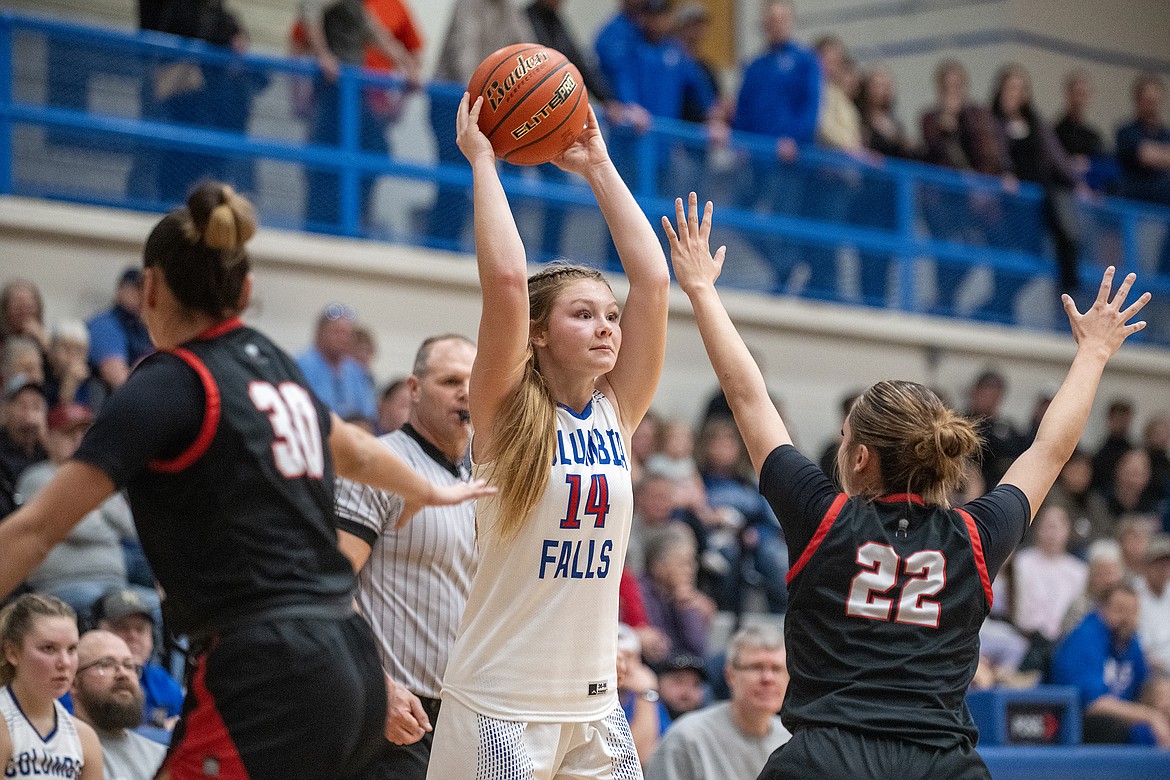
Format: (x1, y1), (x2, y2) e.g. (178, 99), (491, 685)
(19, 403), (159, 631)
(858, 65), (916, 160)
(1105, 449), (1159, 521)
(350, 324), (378, 415)
(333, 334), (477, 778)
(616, 623), (668, 768)
(1062, 538), (1126, 637)
(1046, 448), (1113, 557)
(814, 35), (863, 156)
(991, 63), (1083, 297)
(594, 0), (654, 132)
(1137, 534), (1170, 672)
(639, 525), (715, 664)
(297, 304), (377, 421)
(922, 59), (1011, 176)
(733, 0), (820, 157)
(86, 268), (151, 401)
(1116, 72), (1170, 208)
(674, 2), (725, 127)
(0, 375), (48, 519)
(731, 0), (821, 292)
(854, 65), (915, 307)
(71, 630), (167, 780)
(1118, 514), (1157, 578)
(645, 418), (698, 483)
(629, 409), (663, 484)
(646, 624), (791, 780)
(1054, 70), (1109, 189)
(920, 59), (1014, 318)
(375, 377), (411, 435)
(0, 594), (103, 779)
(43, 321), (93, 407)
(1012, 504), (1088, 647)
(1093, 398), (1136, 493)
(1, 336), (45, 387)
(93, 589), (183, 733)
(300, 0), (422, 230)
(697, 416), (788, 614)
(1052, 583), (1170, 746)
(0, 279), (48, 357)
(965, 369), (1026, 490)
(804, 34), (866, 301)
(604, 0), (720, 202)
(425, 0), (533, 248)
(619, 568), (670, 664)
(656, 653), (708, 721)
(1141, 414), (1170, 508)
(363, 0), (425, 123)
(146, 0), (255, 202)
(628, 470), (682, 577)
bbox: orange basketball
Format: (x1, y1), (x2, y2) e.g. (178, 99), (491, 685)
(468, 43), (589, 166)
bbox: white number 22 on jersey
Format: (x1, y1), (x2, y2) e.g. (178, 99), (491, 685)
(845, 542), (946, 628)
(249, 381), (324, 479)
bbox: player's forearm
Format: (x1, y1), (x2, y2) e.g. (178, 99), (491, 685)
(585, 162), (667, 288)
(472, 156), (527, 284)
(1031, 348), (1108, 465)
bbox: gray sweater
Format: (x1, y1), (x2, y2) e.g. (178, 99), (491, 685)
(19, 461), (136, 592)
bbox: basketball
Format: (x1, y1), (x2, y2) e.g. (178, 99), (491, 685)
(468, 43), (589, 166)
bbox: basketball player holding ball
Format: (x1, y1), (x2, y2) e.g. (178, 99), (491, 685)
(423, 91), (670, 778)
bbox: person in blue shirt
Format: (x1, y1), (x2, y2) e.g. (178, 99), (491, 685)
(1115, 73), (1170, 276)
(1051, 582), (1170, 746)
(296, 304), (377, 422)
(732, 0), (821, 149)
(730, 0), (822, 294)
(86, 268), (153, 404)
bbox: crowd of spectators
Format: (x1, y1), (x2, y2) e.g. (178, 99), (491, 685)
(56, 0), (1164, 311)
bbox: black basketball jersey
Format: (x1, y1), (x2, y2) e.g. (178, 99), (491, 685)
(781, 493), (993, 749)
(89, 319), (355, 635)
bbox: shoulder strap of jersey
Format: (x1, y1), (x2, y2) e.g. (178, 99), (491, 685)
(786, 493), (848, 584)
(954, 507), (994, 609)
(147, 348), (221, 474)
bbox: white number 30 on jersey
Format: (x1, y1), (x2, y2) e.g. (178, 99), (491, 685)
(249, 381), (325, 479)
(845, 542), (946, 628)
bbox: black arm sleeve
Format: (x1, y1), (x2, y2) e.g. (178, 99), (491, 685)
(73, 353), (206, 488)
(963, 485), (1031, 580)
(758, 445), (841, 558)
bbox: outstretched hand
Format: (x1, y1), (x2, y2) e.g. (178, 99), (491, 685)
(397, 478), (495, 529)
(456, 92), (495, 165)
(550, 103), (610, 176)
(1062, 266), (1151, 359)
(661, 192), (725, 294)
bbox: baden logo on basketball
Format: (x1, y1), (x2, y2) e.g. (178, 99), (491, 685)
(486, 51), (550, 111)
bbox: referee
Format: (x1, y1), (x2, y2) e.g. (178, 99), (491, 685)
(335, 334), (478, 780)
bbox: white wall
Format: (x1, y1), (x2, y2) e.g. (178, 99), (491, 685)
(5, 195), (1169, 455)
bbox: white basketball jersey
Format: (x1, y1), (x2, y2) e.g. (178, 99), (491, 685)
(442, 391), (633, 722)
(1, 686), (86, 778)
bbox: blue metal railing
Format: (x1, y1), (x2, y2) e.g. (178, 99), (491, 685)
(3, 11), (1169, 343)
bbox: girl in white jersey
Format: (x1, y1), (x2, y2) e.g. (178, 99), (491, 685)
(426, 95), (674, 779)
(0, 594), (101, 780)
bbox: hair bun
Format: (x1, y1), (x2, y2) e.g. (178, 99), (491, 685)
(185, 182), (257, 252)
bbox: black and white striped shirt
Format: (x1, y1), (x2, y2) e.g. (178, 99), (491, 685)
(334, 424), (478, 699)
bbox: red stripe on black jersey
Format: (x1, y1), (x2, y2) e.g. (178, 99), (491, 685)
(148, 348), (220, 473)
(786, 492), (848, 584)
(955, 507), (994, 609)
